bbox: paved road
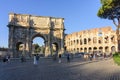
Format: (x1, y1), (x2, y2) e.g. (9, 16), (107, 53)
(0, 58), (120, 80)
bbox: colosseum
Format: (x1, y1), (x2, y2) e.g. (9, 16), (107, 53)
(65, 26), (117, 55)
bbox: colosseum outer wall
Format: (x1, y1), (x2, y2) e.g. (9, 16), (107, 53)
(65, 27), (117, 55)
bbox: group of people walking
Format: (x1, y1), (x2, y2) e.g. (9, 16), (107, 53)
(2, 55), (10, 62)
(58, 53), (71, 63)
(20, 54), (40, 65)
(83, 52), (113, 61)
(2, 52), (112, 64)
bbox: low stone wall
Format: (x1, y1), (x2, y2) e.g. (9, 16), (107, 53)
(0, 51), (8, 57)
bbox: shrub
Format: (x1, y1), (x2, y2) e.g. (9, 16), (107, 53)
(113, 52), (120, 65)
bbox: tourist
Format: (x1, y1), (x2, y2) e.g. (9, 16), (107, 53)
(67, 54), (70, 62)
(7, 55), (10, 62)
(89, 54), (93, 61)
(110, 52), (113, 57)
(104, 53), (106, 58)
(3, 56), (7, 62)
(21, 55), (24, 62)
(53, 54), (57, 61)
(58, 54), (62, 63)
(33, 54), (37, 65)
(36, 54), (39, 64)
(93, 53), (96, 60)
(71, 53), (73, 60)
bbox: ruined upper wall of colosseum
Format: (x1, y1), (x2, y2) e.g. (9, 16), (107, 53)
(65, 26), (114, 38)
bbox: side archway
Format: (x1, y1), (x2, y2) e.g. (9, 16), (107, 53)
(52, 42), (59, 56)
(16, 42), (24, 57)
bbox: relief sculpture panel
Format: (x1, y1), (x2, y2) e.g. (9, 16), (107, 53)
(51, 18), (63, 28)
(9, 14), (29, 27)
(14, 28), (26, 39)
(30, 16), (49, 28)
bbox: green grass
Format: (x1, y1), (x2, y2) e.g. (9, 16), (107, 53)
(113, 52), (120, 65)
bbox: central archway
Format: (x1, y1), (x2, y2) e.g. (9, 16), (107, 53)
(32, 35), (45, 56)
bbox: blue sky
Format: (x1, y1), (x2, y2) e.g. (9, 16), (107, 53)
(0, 0), (116, 47)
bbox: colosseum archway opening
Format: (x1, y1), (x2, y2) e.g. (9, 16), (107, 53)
(99, 47), (103, 54)
(88, 47), (92, 53)
(84, 47), (87, 53)
(105, 46), (109, 53)
(93, 47), (97, 53)
(77, 48), (79, 53)
(84, 38), (87, 44)
(111, 46), (116, 53)
(80, 48), (83, 52)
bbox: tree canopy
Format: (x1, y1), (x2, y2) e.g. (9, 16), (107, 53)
(97, 0), (120, 27)
(34, 44), (41, 54)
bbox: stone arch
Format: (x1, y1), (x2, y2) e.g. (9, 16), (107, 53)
(16, 42), (24, 57)
(74, 40), (75, 44)
(77, 48), (79, 52)
(52, 42), (59, 54)
(16, 42), (24, 51)
(98, 37), (102, 44)
(77, 39), (79, 44)
(84, 47), (87, 53)
(51, 42), (59, 59)
(84, 38), (87, 44)
(88, 38), (91, 44)
(93, 47), (97, 53)
(31, 33), (46, 56)
(111, 35), (115, 43)
(93, 37), (97, 43)
(80, 48), (83, 52)
(105, 46), (109, 52)
(71, 41), (72, 45)
(8, 13), (65, 58)
(31, 33), (47, 42)
(80, 39), (82, 45)
(88, 47), (92, 53)
(74, 48), (76, 52)
(111, 46), (116, 53)
(99, 46), (103, 53)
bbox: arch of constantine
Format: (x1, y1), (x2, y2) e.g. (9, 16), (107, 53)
(8, 13), (65, 57)
(65, 27), (117, 55)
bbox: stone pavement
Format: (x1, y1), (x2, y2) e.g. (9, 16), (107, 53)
(0, 58), (120, 80)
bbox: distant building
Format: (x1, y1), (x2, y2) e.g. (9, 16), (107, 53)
(0, 47), (9, 57)
(65, 27), (117, 55)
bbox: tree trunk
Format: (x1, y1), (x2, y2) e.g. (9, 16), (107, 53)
(117, 18), (120, 52)
(113, 18), (120, 52)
